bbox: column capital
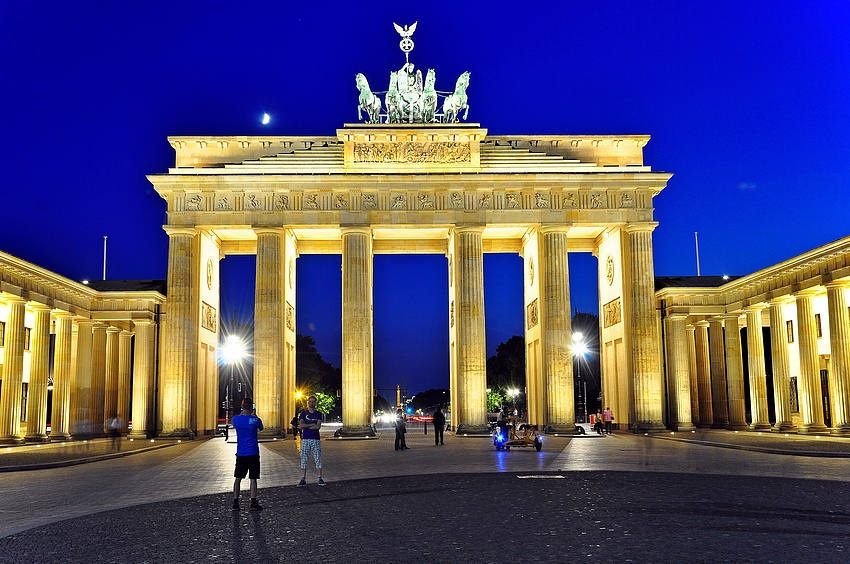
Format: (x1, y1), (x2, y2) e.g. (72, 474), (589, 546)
(163, 225), (197, 237)
(453, 225), (485, 235)
(132, 319), (155, 328)
(105, 326), (121, 335)
(253, 227), (285, 236)
(119, 329), (134, 338)
(623, 222), (659, 234)
(340, 226), (372, 236)
(743, 303), (767, 313)
(767, 295), (794, 306)
(539, 224), (571, 235)
(693, 320), (710, 328)
(824, 279), (850, 290)
(793, 287), (824, 299)
(0, 293), (26, 305)
(666, 312), (689, 321)
(52, 310), (76, 319)
(75, 318), (98, 328)
(27, 302), (52, 312)
(722, 312), (744, 322)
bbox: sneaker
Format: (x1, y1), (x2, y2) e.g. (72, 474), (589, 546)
(231, 499), (239, 511)
(250, 499), (263, 511)
(318, 478), (326, 487)
(297, 478), (307, 487)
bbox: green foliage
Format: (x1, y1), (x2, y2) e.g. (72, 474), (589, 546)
(486, 335), (525, 391)
(487, 389), (506, 412)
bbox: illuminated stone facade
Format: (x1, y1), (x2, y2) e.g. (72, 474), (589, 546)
(656, 236), (850, 434)
(150, 123), (672, 435)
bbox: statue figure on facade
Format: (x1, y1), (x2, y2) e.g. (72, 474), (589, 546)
(355, 23), (471, 124)
(356, 73), (382, 123)
(442, 71), (470, 123)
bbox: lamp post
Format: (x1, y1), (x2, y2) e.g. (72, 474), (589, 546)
(220, 335), (246, 432)
(507, 387), (520, 415)
(572, 332), (588, 423)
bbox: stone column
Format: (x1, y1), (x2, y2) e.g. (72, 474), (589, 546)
(539, 226), (575, 432)
(89, 324), (108, 438)
(339, 227), (375, 436)
(826, 282), (850, 433)
(129, 320), (156, 439)
(453, 227), (488, 434)
(686, 325), (699, 425)
(665, 314), (696, 430)
(70, 319), (95, 439)
(626, 225), (664, 431)
(0, 296), (27, 444)
(254, 228), (285, 436)
(745, 306), (772, 430)
(24, 305), (52, 442)
(117, 330), (133, 432)
(694, 322), (713, 428)
(723, 314), (748, 430)
(795, 291), (828, 433)
(768, 298), (796, 431)
(103, 327), (121, 433)
(49, 312), (74, 441)
(708, 319), (729, 428)
(160, 226), (198, 437)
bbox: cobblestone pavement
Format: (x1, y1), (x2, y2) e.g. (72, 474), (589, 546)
(1, 424), (849, 562)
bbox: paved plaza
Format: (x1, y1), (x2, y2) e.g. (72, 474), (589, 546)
(1, 424), (849, 562)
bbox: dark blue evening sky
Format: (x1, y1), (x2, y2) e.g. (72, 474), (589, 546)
(2, 1), (849, 394)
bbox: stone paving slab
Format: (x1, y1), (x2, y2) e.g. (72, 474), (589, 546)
(1, 471), (848, 563)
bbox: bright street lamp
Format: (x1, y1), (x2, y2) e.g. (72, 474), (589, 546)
(572, 332), (588, 423)
(220, 335), (247, 428)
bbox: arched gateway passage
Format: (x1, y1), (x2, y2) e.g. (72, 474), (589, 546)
(149, 124), (672, 437)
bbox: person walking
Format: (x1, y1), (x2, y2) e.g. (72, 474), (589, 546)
(432, 405), (446, 445)
(604, 406), (614, 435)
(594, 409), (604, 435)
(394, 408), (409, 450)
(231, 397), (264, 511)
(297, 395), (326, 486)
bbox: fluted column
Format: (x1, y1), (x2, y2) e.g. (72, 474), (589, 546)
(70, 319), (95, 439)
(768, 299), (796, 431)
(694, 322), (713, 428)
(626, 225), (664, 431)
(160, 226), (197, 437)
(723, 314), (748, 430)
(665, 315), (696, 430)
(49, 313), (74, 440)
(89, 324), (107, 438)
(745, 306), (772, 430)
(795, 292), (827, 433)
(0, 296), (27, 444)
(24, 305), (52, 442)
(254, 228), (285, 436)
(339, 227), (375, 436)
(539, 227), (575, 432)
(117, 330), (133, 432)
(826, 282), (850, 433)
(129, 320), (156, 439)
(686, 325), (699, 425)
(708, 319), (729, 428)
(102, 327), (121, 433)
(454, 227), (488, 434)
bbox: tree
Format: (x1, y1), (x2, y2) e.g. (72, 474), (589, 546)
(487, 389), (506, 412)
(410, 388), (449, 412)
(296, 334), (342, 418)
(486, 335), (525, 392)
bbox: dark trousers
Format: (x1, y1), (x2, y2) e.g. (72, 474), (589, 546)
(605, 421), (612, 434)
(434, 425), (444, 445)
(395, 429), (406, 450)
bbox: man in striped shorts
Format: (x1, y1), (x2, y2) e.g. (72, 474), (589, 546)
(297, 395), (325, 487)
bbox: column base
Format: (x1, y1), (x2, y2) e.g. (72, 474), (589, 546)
(633, 420), (666, 433)
(545, 424), (584, 435)
(725, 423), (749, 431)
(159, 428), (196, 439)
(710, 422), (728, 429)
(455, 424), (490, 435)
(128, 430), (152, 440)
(23, 434), (50, 443)
(799, 424), (829, 434)
(0, 436), (25, 446)
(830, 425), (850, 435)
(48, 432), (71, 441)
(671, 422), (697, 432)
(258, 428), (287, 439)
(697, 422), (713, 429)
(334, 425), (376, 438)
(773, 422), (798, 432)
(748, 422), (773, 431)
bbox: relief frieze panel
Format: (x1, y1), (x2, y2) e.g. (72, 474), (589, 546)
(201, 301), (217, 333)
(353, 142), (471, 163)
(527, 298), (539, 329)
(603, 297), (622, 328)
(285, 302), (295, 332)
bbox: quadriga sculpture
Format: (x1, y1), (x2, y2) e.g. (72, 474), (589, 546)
(442, 71), (470, 123)
(355, 73), (382, 123)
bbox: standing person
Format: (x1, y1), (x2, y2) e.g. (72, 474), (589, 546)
(232, 397), (264, 511)
(594, 409), (604, 435)
(297, 396), (325, 487)
(604, 406), (614, 435)
(432, 405), (446, 446)
(497, 406), (509, 441)
(290, 414), (300, 438)
(394, 408), (409, 450)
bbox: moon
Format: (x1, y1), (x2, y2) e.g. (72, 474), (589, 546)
(261, 113), (270, 125)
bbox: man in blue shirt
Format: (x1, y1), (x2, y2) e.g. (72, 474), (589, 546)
(232, 397), (264, 511)
(297, 395), (325, 487)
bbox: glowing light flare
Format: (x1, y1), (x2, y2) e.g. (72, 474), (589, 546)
(220, 335), (247, 364)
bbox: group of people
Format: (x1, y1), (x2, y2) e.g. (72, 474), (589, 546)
(395, 405), (447, 449)
(230, 395), (325, 512)
(593, 407), (615, 435)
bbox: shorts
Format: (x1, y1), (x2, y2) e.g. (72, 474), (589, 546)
(234, 454), (260, 479)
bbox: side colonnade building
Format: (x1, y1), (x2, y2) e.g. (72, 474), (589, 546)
(0, 251), (164, 445)
(657, 235), (850, 434)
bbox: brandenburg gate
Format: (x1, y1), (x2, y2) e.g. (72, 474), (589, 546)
(149, 124), (672, 437)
